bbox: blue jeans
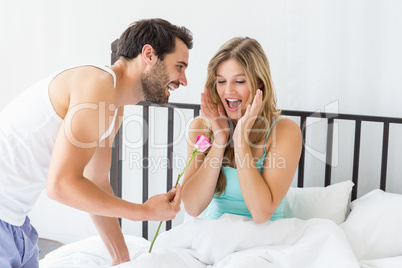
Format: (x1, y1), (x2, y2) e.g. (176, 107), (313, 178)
(0, 217), (39, 268)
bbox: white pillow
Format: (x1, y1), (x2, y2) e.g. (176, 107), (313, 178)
(284, 180), (354, 224)
(340, 189), (402, 260)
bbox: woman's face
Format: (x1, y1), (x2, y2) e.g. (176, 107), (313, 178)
(216, 58), (251, 120)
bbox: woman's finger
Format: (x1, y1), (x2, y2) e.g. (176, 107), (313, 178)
(217, 103), (226, 117)
(249, 89), (263, 116)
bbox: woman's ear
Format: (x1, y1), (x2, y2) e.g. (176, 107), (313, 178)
(258, 79), (264, 89)
(142, 44), (154, 66)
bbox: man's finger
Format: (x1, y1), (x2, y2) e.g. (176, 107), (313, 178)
(165, 186), (177, 201)
(171, 184), (182, 206)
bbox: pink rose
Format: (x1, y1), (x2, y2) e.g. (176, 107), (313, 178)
(194, 135), (212, 152)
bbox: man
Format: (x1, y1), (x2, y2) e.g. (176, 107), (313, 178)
(0, 18), (193, 267)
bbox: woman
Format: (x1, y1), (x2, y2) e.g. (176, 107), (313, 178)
(182, 37), (302, 223)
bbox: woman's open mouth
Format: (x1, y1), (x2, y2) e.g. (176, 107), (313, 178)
(226, 98), (242, 112)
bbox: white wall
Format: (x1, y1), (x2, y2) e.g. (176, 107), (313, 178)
(0, 0), (288, 109)
(1, 0), (401, 244)
(284, 0), (402, 198)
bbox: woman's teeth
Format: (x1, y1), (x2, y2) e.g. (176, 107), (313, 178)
(226, 99), (242, 109)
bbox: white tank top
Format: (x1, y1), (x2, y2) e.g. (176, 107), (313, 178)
(0, 65), (117, 226)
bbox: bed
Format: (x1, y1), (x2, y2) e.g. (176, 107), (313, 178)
(39, 40), (402, 267)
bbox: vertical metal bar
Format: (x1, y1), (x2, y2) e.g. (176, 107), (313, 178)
(166, 107), (174, 231)
(298, 116), (307, 187)
(117, 129), (123, 226)
(111, 39), (119, 65)
(110, 127), (123, 226)
(324, 118), (334, 186)
(352, 120), (361, 200)
(380, 122), (390, 191)
(193, 108), (199, 118)
(110, 39), (121, 226)
(142, 105), (149, 239)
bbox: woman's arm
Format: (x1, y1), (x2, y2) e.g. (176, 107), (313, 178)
(231, 90), (302, 223)
(181, 88), (230, 217)
(181, 118), (226, 217)
(235, 118), (302, 223)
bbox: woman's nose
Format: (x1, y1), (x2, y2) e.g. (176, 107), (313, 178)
(224, 82), (236, 93)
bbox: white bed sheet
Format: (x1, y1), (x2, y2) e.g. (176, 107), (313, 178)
(40, 214), (389, 268)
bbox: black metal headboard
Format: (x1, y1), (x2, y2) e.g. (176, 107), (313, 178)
(109, 39), (402, 239)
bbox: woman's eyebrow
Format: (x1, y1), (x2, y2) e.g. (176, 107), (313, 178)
(216, 74), (246, 77)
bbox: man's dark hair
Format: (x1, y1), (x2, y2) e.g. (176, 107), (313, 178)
(117, 18), (193, 61)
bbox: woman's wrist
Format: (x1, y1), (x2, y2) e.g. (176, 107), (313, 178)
(212, 133), (228, 149)
(233, 133), (249, 150)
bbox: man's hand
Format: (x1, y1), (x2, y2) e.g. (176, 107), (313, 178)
(143, 184), (182, 221)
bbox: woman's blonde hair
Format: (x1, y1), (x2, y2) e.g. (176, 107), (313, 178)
(204, 37), (281, 196)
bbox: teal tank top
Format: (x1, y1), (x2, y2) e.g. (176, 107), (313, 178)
(203, 116), (286, 221)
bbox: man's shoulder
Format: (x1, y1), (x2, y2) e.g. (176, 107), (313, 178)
(73, 65), (115, 86)
(66, 65), (116, 102)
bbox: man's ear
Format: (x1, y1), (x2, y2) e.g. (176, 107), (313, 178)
(142, 44), (155, 66)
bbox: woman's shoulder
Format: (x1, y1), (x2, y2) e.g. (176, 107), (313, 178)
(273, 117), (302, 141)
(276, 116), (298, 127)
(189, 115), (211, 130)
(187, 116), (212, 141)
(264, 116), (302, 161)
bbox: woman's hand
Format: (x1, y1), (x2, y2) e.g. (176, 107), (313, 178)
(233, 89), (263, 146)
(201, 88), (230, 147)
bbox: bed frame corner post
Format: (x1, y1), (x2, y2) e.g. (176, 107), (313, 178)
(111, 39), (119, 65)
(351, 120), (361, 200)
(380, 121), (390, 191)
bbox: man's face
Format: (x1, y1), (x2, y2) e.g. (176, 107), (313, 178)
(141, 59), (170, 104)
(141, 38), (189, 104)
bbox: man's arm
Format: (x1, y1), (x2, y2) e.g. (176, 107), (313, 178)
(46, 74), (181, 263)
(83, 107), (130, 265)
(46, 82), (140, 219)
(47, 74), (181, 220)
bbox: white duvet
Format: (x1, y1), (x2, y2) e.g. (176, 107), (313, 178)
(41, 214), (362, 268)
